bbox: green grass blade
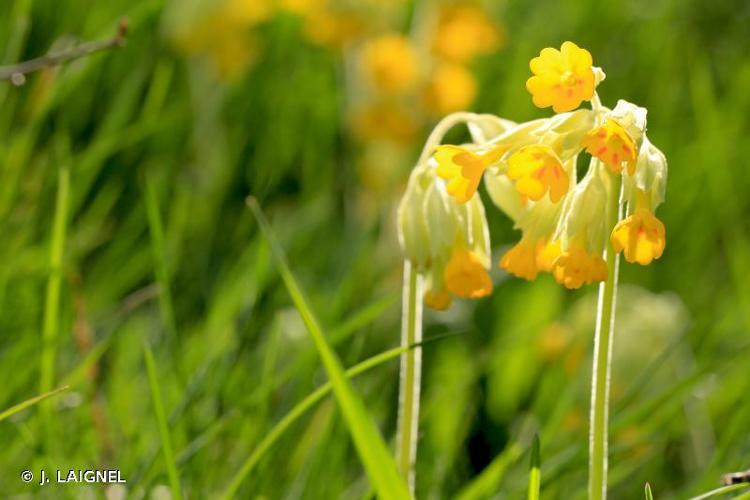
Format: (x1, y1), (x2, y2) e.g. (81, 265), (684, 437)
(687, 483), (750, 500)
(645, 483), (654, 500)
(144, 344), (183, 500)
(39, 159), (70, 438)
(223, 345), (407, 498)
(144, 174), (177, 337)
(0, 386), (69, 422)
(246, 197), (410, 500)
(527, 435), (540, 500)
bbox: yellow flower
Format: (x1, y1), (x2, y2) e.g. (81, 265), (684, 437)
(424, 63), (478, 115)
(304, 10), (365, 49)
(499, 238), (540, 280)
(353, 103), (419, 145)
(225, 0), (273, 24)
(362, 34), (419, 94)
(444, 248), (493, 298)
(552, 244), (608, 289)
(435, 144), (509, 203)
(507, 145), (569, 202)
(611, 208), (666, 265)
(278, 0), (325, 16)
(424, 287), (453, 310)
(526, 41), (595, 113)
(432, 5), (501, 63)
(536, 240), (561, 272)
(582, 118), (638, 175)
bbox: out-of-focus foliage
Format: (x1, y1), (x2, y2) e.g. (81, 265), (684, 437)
(0, 0), (749, 498)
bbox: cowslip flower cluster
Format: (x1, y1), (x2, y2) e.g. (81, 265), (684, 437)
(399, 41), (667, 309)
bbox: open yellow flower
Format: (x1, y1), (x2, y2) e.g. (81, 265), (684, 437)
(526, 41), (596, 113)
(435, 144), (509, 203)
(552, 244), (607, 289)
(611, 208), (666, 265)
(507, 145), (569, 202)
(362, 34), (419, 95)
(444, 247), (493, 298)
(582, 118), (638, 175)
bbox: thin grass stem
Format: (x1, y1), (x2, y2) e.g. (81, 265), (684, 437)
(39, 161), (70, 441)
(144, 344), (183, 500)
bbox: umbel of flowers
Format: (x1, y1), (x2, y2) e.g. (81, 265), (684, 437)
(398, 41), (667, 309)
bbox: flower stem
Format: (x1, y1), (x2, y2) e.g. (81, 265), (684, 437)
(396, 261), (423, 493)
(588, 171), (622, 500)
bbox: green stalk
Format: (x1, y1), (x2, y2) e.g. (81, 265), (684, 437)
(144, 174), (177, 337)
(588, 171), (622, 500)
(144, 344), (183, 500)
(39, 162), (70, 438)
(396, 261), (423, 492)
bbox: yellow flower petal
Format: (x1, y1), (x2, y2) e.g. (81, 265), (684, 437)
(552, 244), (607, 289)
(424, 287), (453, 310)
(507, 145), (569, 202)
(445, 248), (493, 298)
(611, 209), (666, 265)
(435, 144), (509, 203)
(499, 238), (539, 280)
(582, 118), (637, 175)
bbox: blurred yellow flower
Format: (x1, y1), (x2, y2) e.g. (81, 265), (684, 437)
(507, 145), (569, 202)
(435, 144), (509, 203)
(499, 238), (540, 280)
(225, 0), (274, 24)
(424, 287), (452, 310)
(353, 103), (419, 145)
(536, 240), (561, 272)
(552, 243), (607, 289)
(582, 118), (637, 175)
(433, 4), (501, 63)
(444, 247), (493, 298)
(174, 1), (264, 80)
(536, 322), (571, 362)
(278, 0), (326, 16)
(362, 34), (420, 94)
(526, 41), (595, 113)
(424, 63), (478, 115)
(304, 9), (365, 48)
(611, 209), (666, 265)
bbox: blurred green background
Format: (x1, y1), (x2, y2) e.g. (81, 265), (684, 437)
(1, 0), (750, 498)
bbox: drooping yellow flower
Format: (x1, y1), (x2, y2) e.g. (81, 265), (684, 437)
(611, 208), (666, 265)
(432, 5), (501, 63)
(552, 244), (608, 289)
(507, 145), (569, 202)
(526, 41), (596, 113)
(424, 63), (478, 115)
(536, 240), (562, 272)
(424, 287), (453, 310)
(444, 248), (493, 298)
(499, 238), (540, 280)
(582, 118), (638, 175)
(362, 34), (419, 95)
(435, 144), (509, 203)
